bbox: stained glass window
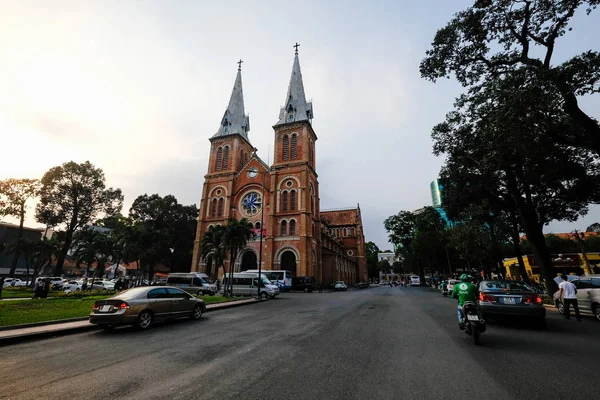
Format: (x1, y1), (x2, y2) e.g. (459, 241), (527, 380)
(241, 192), (262, 217)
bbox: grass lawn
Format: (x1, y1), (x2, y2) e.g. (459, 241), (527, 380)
(0, 298), (101, 327)
(0, 294), (249, 327)
(0, 288), (35, 299)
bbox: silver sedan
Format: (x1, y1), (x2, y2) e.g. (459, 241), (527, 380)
(89, 286), (206, 330)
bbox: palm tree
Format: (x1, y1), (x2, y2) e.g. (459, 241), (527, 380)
(222, 218), (254, 296)
(200, 225), (227, 282)
(72, 229), (100, 279)
(27, 236), (61, 286)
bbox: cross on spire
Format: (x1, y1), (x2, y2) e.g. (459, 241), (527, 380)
(237, 59), (243, 71)
(293, 42), (300, 55)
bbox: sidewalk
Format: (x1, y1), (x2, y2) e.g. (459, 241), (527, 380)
(0, 298), (259, 346)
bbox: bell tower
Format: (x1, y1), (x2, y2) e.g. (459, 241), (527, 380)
(191, 61), (255, 273)
(268, 44), (321, 281)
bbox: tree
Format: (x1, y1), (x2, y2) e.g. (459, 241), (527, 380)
(365, 241), (381, 280)
(421, 0), (600, 153)
(221, 218), (254, 296)
(129, 194), (198, 277)
(431, 70), (600, 294)
(35, 161), (123, 276)
(586, 222), (600, 232)
(72, 228), (101, 279)
(0, 178), (41, 276)
(200, 225), (227, 281)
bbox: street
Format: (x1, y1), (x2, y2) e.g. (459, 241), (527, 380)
(1, 286), (599, 400)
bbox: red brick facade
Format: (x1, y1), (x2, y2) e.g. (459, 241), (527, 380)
(191, 57), (367, 287)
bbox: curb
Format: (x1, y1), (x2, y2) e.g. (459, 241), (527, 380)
(0, 298), (261, 347)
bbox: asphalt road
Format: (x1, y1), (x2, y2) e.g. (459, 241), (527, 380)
(1, 286), (599, 400)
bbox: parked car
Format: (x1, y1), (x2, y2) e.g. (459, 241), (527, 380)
(478, 280), (546, 327)
(334, 281), (348, 291)
(291, 276), (315, 292)
(2, 278), (26, 287)
(553, 275), (600, 321)
(63, 280), (83, 293)
(41, 277), (65, 290)
(91, 280), (116, 291)
(166, 272), (218, 296)
(89, 286), (206, 330)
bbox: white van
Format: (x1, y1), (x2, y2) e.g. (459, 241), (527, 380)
(167, 273), (218, 296)
(222, 272), (280, 299)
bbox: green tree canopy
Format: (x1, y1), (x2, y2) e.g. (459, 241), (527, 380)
(35, 161), (123, 276)
(420, 0), (600, 153)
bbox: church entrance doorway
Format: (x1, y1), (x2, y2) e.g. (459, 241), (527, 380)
(281, 251), (297, 276)
(241, 251), (257, 271)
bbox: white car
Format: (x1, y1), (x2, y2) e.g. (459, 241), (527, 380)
(63, 280), (83, 293)
(447, 280), (460, 293)
(334, 281), (348, 291)
(2, 278), (26, 287)
(91, 280), (115, 291)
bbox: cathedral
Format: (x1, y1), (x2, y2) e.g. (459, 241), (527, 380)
(191, 47), (367, 287)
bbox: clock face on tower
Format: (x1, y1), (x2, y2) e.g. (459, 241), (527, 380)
(247, 167), (259, 178)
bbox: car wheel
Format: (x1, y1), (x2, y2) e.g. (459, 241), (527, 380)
(136, 310), (153, 330)
(260, 291), (269, 300)
(557, 300), (565, 315)
(594, 304), (600, 322)
(197, 290), (203, 296)
(191, 304), (203, 320)
(304, 288), (308, 293)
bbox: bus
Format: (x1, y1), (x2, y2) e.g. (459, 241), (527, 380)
(410, 275), (421, 286)
(244, 270), (294, 292)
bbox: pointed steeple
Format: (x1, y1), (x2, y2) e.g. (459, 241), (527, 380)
(212, 63), (250, 141)
(275, 47), (313, 127)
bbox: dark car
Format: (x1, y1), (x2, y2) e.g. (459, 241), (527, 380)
(89, 286), (206, 330)
(292, 276), (315, 292)
(478, 280), (546, 327)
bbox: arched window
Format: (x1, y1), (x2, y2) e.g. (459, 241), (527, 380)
(210, 198), (217, 217)
(282, 135), (289, 160)
(290, 190), (296, 211)
(216, 148), (222, 171)
(289, 220), (296, 236)
(281, 220), (287, 236)
(223, 146), (229, 170)
(343, 228), (347, 236)
(217, 198), (224, 217)
(282, 191), (288, 212)
(351, 228), (355, 236)
(244, 152), (248, 164)
(255, 222), (261, 229)
(291, 134), (297, 159)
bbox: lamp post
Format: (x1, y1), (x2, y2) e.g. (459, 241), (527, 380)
(247, 166), (267, 299)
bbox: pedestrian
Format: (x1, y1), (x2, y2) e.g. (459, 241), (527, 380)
(318, 282), (323, 293)
(42, 278), (50, 298)
(32, 278), (41, 298)
(0, 277), (5, 299)
(82, 278), (88, 291)
(558, 275), (581, 321)
(114, 278), (122, 291)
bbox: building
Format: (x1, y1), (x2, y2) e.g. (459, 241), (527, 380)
(190, 49), (367, 286)
(0, 221), (46, 276)
(430, 178), (452, 226)
(377, 252), (399, 264)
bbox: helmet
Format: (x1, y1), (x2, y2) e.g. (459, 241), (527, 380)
(460, 274), (470, 282)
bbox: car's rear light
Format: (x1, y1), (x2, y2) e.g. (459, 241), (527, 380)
(479, 292), (496, 302)
(525, 295), (542, 304)
(92, 302), (100, 311)
(115, 301), (130, 309)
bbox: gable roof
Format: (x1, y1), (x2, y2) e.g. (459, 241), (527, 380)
(321, 208), (359, 226)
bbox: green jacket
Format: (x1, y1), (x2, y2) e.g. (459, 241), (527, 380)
(450, 281), (478, 306)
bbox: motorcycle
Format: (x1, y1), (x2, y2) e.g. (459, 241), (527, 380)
(461, 301), (486, 345)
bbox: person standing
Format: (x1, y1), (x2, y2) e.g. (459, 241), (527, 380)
(318, 282), (323, 293)
(0, 277), (5, 299)
(558, 275), (581, 321)
(42, 278), (50, 298)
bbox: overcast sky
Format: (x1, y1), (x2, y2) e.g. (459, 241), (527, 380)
(1, 0), (599, 251)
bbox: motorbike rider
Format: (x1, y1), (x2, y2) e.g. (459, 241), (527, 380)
(450, 274), (479, 329)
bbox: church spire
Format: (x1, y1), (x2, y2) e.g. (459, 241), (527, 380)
(275, 44), (313, 126)
(212, 62), (250, 141)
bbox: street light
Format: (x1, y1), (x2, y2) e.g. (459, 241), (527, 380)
(247, 166), (267, 299)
